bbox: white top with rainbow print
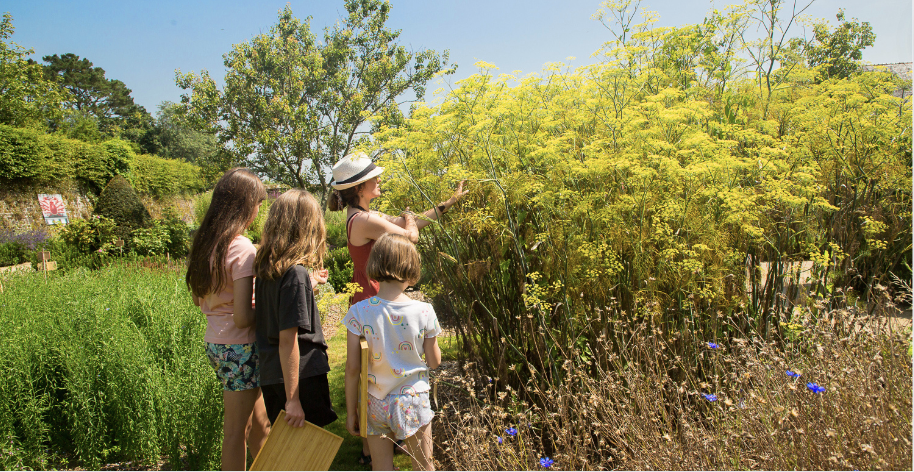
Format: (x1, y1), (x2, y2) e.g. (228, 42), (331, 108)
(343, 296), (442, 399)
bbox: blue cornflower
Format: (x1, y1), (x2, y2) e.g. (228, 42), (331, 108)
(701, 393), (718, 402)
(540, 457), (554, 468)
(786, 370), (801, 378)
(707, 342), (720, 349)
(807, 382), (826, 394)
(496, 436), (502, 445)
(506, 427), (518, 437)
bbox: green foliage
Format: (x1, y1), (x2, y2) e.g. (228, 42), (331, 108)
(0, 123), (205, 195)
(326, 246), (354, 292)
(93, 175), (151, 242)
(160, 207), (191, 257)
(193, 190), (212, 226)
(176, 0), (455, 206)
(802, 9), (876, 81)
(131, 153), (205, 198)
(59, 215), (119, 256)
(324, 209), (348, 249)
(0, 124), (44, 179)
(0, 264), (221, 469)
(0, 13), (65, 129)
(0, 241), (26, 266)
(242, 199), (271, 244)
(130, 220), (170, 256)
(41, 53), (155, 149)
(375, 1), (911, 387)
(149, 101), (226, 184)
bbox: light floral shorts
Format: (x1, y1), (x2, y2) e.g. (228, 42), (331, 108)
(367, 391), (434, 440)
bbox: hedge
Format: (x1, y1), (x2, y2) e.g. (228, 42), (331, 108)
(0, 124), (205, 196)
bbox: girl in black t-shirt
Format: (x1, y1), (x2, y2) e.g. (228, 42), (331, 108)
(253, 189), (338, 429)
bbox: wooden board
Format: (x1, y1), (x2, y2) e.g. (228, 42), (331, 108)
(359, 336), (369, 438)
(38, 261), (57, 271)
(250, 411), (343, 471)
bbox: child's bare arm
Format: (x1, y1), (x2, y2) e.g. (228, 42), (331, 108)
(279, 327), (304, 427)
(423, 336), (441, 370)
(344, 331), (363, 437)
(231, 276), (255, 328)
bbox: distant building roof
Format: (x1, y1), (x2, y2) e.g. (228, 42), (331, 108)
(862, 62), (911, 80)
(861, 63), (911, 97)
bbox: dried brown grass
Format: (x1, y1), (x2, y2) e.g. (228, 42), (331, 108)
(434, 305), (912, 470)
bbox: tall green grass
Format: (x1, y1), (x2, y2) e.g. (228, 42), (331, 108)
(0, 263), (221, 470)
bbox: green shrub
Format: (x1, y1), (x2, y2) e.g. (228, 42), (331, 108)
(130, 209), (190, 257)
(160, 207), (191, 257)
(0, 264), (221, 469)
(0, 125), (44, 180)
(131, 220), (170, 256)
(242, 199), (271, 244)
(326, 246), (353, 292)
(0, 124), (206, 196)
(325, 210), (347, 249)
(193, 191), (212, 226)
(0, 242), (26, 266)
(132, 154), (206, 198)
(93, 175), (151, 242)
(59, 216), (119, 255)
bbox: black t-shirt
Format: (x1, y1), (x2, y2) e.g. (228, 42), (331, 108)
(255, 264), (330, 386)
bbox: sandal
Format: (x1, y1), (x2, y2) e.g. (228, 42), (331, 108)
(358, 451), (372, 466)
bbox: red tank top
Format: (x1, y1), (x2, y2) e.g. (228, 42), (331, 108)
(347, 211), (379, 306)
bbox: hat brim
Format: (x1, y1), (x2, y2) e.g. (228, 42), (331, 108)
(330, 166), (385, 190)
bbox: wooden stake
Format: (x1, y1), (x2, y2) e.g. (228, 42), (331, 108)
(359, 336), (369, 438)
(40, 251), (49, 281)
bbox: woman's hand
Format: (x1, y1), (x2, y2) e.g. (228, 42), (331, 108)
(448, 180), (469, 205)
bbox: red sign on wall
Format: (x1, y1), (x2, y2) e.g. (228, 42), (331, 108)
(38, 194), (69, 225)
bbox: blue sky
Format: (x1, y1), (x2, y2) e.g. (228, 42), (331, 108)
(5, 0), (912, 113)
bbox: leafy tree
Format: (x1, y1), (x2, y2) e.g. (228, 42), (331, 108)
(176, 0), (455, 205)
(42, 53), (155, 148)
(147, 101), (226, 183)
(0, 13), (64, 129)
(802, 10), (875, 81)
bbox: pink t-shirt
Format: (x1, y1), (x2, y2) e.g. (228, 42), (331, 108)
(201, 235), (257, 345)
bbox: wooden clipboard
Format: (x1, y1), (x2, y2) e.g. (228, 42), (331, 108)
(250, 410), (343, 471)
(359, 336), (369, 438)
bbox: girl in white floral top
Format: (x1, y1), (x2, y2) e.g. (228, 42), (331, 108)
(344, 233), (441, 471)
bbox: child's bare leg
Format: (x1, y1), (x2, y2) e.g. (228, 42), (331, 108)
(404, 423), (434, 471)
(246, 391), (270, 460)
(367, 435), (395, 471)
(222, 388), (260, 470)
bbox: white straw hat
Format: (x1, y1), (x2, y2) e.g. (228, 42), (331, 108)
(330, 152), (385, 190)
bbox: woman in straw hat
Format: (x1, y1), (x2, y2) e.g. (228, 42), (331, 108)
(328, 152), (467, 306)
(328, 152), (466, 466)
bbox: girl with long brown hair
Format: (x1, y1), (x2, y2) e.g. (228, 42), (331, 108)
(186, 168), (270, 471)
(253, 189), (337, 431)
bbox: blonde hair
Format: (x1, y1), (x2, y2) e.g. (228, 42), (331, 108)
(254, 189), (326, 280)
(367, 233), (421, 285)
(186, 168), (266, 297)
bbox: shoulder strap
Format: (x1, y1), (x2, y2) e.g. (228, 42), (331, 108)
(346, 211), (363, 238)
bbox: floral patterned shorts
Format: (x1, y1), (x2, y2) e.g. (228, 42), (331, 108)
(205, 342), (260, 391)
(367, 391), (434, 440)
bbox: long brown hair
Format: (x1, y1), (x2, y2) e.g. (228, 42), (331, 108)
(186, 168), (266, 298)
(254, 189), (326, 280)
(327, 183), (366, 212)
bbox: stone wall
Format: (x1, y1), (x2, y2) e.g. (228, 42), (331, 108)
(0, 181), (198, 233)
